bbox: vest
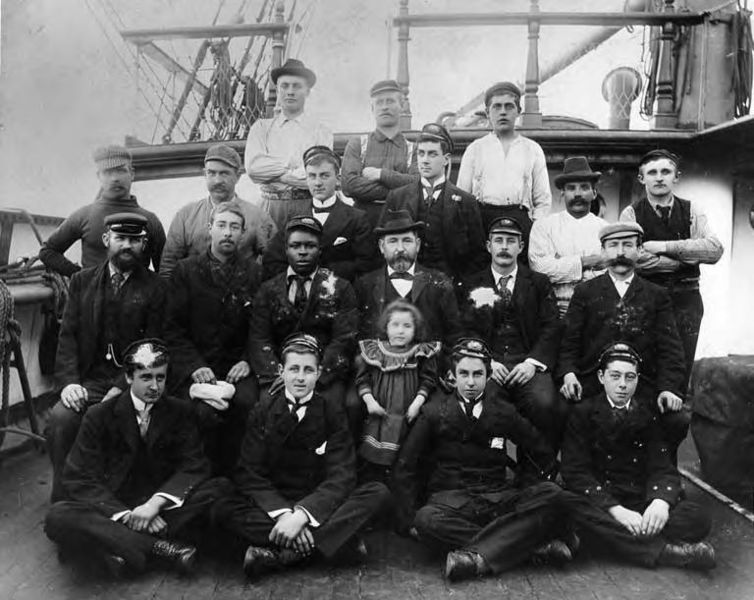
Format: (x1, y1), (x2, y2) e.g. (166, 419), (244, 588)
(490, 299), (527, 359)
(631, 197), (700, 286)
(417, 185), (449, 274)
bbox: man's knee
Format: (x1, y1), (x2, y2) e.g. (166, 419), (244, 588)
(46, 402), (84, 441)
(414, 504), (444, 536)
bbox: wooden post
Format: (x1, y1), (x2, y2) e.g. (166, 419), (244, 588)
(266, 1), (286, 118)
(652, 0), (678, 129)
(521, 0), (542, 128)
(396, 0), (412, 129)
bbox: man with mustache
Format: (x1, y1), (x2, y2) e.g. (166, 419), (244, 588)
(558, 222), (688, 456)
(341, 80), (419, 227)
(245, 59), (332, 231)
(40, 145), (166, 276)
(457, 82), (552, 256)
(160, 144), (276, 280)
(46, 214), (166, 501)
(164, 202), (262, 475)
(380, 123), (487, 281)
(619, 150), (723, 388)
(529, 156), (609, 316)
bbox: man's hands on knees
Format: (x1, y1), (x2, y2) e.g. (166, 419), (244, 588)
(226, 360), (251, 384)
(505, 361), (536, 387)
(641, 499), (670, 537)
(124, 496), (169, 533)
(292, 527), (315, 556)
(269, 508), (310, 549)
(657, 391), (683, 413)
(560, 372), (582, 402)
(489, 360), (509, 386)
(608, 505), (644, 537)
(60, 384), (88, 412)
(192, 366), (217, 385)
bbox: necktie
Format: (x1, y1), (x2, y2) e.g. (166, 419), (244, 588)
(462, 399), (479, 422)
(497, 275), (512, 304)
(287, 398), (306, 421)
(137, 409), (150, 438)
(111, 271), (125, 294)
(390, 271), (414, 281)
(290, 275), (310, 312)
(423, 183), (443, 206)
(657, 205), (671, 228)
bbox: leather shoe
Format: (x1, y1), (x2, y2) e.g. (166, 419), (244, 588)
(658, 541), (716, 571)
(333, 536), (368, 566)
(102, 554), (127, 578)
(151, 539), (197, 575)
(445, 550), (488, 581)
(531, 539), (573, 566)
(243, 545), (301, 580)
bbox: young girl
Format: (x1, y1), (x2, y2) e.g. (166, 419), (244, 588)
(355, 299), (441, 471)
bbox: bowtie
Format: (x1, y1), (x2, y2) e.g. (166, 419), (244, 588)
(312, 204), (334, 214)
(389, 272), (414, 281)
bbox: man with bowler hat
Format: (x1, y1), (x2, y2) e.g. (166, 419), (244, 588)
(381, 123), (487, 281)
(245, 59), (332, 230)
(160, 143), (276, 279)
(341, 80), (419, 226)
(529, 156), (609, 315)
(40, 145), (166, 276)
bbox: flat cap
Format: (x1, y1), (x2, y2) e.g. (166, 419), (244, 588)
(104, 212), (148, 236)
(93, 145), (132, 171)
(488, 215), (523, 237)
(205, 144), (242, 170)
(599, 221), (644, 243)
(452, 338), (492, 361)
(638, 149), (680, 168)
(286, 215), (323, 236)
(484, 81), (522, 108)
(370, 79), (402, 97)
(598, 342), (642, 368)
(123, 338), (169, 370)
(303, 145), (341, 169)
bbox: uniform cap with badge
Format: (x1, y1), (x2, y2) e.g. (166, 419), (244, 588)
(282, 332), (323, 358)
(487, 215), (523, 237)
(285, 215), (324, 236)
(104, 212), (148, 237)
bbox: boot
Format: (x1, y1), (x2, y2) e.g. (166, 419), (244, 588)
(243, 545), (301, 580)
(101, 554), (128, 578)
(531, 539), (573, 566)
(658, 541), (716, 571)
(331, 536), (369, 566)
(444, 550), (490, 582)
(151, 539), (197, 575)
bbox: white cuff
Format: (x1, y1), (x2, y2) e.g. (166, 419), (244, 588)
(268, 508), (293, 520)
(525, 357), (547, 372)
(154, 492), (183, 511)
(294, 505), (320, 528)
(111, 510), (130, 522)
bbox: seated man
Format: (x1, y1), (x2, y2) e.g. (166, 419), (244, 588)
(561, 343), (715, 571)
(44, 340), (228, 577)
(382, 123), (486, 281)
(214, 334), (390, 579)
(159, 144), (276, 279)
(164, 201), (262, 474)
(458, 215), (565, 466)
(393, 339), (568, 583)
(262, 145), (375, 282)
(249, 216), (358, 404)
(46, 213), (165, 501)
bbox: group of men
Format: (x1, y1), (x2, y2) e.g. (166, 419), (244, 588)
(39, 57), (723, 583)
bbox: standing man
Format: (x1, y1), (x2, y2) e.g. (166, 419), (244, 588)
(458, 216), (565, 466)
(245, 59), (332, 230)
(529, 156), (609, 315)
(45, 340), (228, 577)
(262, 146), (376, 281)
(620, 149), (723, 386)
(46, 214), (166, 501)
(40, 145), (165, 276)
(382, 123), (487, 281)
(160, 144), (276, 279)
(164, 201), (262, 474)
(457, 82), (551, 254)
(341, 80), (419, 226)
(248, 216), (358, 404)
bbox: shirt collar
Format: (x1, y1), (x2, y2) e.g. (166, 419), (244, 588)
(421, 176), (446, 189)
(312, 194), (337, 209)
(277, 111), (307, 125)
(608, 271), (634, 287)
(373, 128), (404, 144)
(491, 265), (517, 287)
(285, 388), (314, 406)
(653, 197), (675, 213)
(605, 393), (632, 411)
(287, 266), (319, 280)
(108, 262), (132, 281)
(387, 263), (416, 277)
(130, 391), (152, 414)
(457, 390), (485, 404)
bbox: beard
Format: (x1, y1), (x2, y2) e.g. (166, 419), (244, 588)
(110, 248), (140, 271)
(387, 252), (415, 272)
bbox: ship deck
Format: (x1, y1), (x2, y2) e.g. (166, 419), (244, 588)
(1, 435), (753, 600)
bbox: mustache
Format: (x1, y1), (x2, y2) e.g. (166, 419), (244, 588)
(608, 256), (635, 267)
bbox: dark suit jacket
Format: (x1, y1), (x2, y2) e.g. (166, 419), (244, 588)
(458, 266), (561, 369)
(561, 392), (681, 510)
(261, 198), (377, 282)
(393, 390), (554, 525)
(354, 264), (461, 347)
(62, 391), (211, 517)
(383, 181), (487, 278)
(165, 251), (261, 389)
(248, 267), (358, 386)
(558, 273), (686, 396)
(55, 261), (165, 387)
(233, 390), (356, 524)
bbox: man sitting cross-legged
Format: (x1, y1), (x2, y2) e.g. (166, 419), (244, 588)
(214, 334), (391, 579)
(560, 342), (715, 571)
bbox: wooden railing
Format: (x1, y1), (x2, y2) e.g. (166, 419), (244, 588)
(392, 0), (707, 130)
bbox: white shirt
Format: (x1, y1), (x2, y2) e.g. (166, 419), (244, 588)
(458, 391), (484, 419)
(286, 266), (318, 304)
(457, 133), (552, 220)
(387, 263), (416, 297)
(490, 264), (517, 293)
(421, 175), (446, 203)
(311, 194), (337, 225)
(606, 394), (632, 411)
(284, 388), (314, 422)
(528, 210), (607, 315)
(608, 272), (634, 298)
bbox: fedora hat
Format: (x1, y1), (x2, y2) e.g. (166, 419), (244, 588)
(374, 209), (425, 236)
(554, 156), (601, 190)
(271, 58), (317, 87)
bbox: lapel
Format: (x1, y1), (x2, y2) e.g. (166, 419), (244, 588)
(597, 272), (621, 304)
(410, 266), (430, 303)
(622, 273), (643, 305)
(320, 198), (348, 247)
(372, 269), (388, 308)
(144, 397), (171, 450)
(512, 266), (532, 311)
(274, 271), (294, 310)
(113, 391), (141, 455)
(88, 262), (110, 336)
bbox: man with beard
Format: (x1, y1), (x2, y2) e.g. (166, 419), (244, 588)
(46, 214), (166, 501)
(558, 222), (688, 456)
(164, 202), (262, 474)
(620, 150), (723, 387)
(160, 144), (276, 279)
(245, 59), (332, 230)
(262, 146), (375, 282)
(457, 82), (552, 253)
(341, 80), (419, 227)
(40, 145), (165, 276)
(248, 216), (358, 405)
(529, 157), (609, 316)
(381, 123), (487, 281)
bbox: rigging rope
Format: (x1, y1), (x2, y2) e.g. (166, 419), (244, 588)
(732, 3), (753, 117)
(0, 280), (20, 446)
